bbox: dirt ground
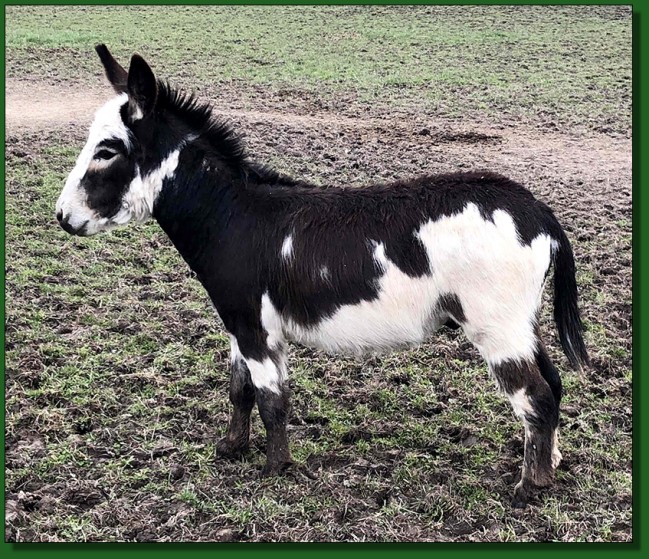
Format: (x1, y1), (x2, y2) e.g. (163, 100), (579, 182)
(5, 68), (632, 542)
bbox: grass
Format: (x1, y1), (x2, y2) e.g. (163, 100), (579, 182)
(5, 5), (631, 543)
(6, 5), (631, 135)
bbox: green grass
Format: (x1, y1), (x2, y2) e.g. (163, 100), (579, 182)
(6, 5), (631, 135)
(6, 140), (632, 543)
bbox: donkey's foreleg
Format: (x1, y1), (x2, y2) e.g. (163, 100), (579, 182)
(216, 337), (256, 458)
(255, 381), (292, 477)
(236, 335), (293, 476)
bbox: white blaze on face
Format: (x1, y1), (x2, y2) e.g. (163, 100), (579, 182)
(56, 94), (131, 232)
(56, 94), (191, 236)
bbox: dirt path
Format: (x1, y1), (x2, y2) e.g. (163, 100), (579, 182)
(6, 78), (631, 189)
(5, 78), (381, 133)
(5, 79), (112, 134)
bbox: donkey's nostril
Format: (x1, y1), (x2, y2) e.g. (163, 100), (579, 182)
(56, 210), (64, 223)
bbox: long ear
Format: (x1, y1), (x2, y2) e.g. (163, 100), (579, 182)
(127, 54), (158, 119)
(95, 44), (127, 93)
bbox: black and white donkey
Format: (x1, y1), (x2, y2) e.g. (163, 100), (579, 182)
(56, 46), (589, 507)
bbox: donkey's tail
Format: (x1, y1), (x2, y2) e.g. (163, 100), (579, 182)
(546, 211), (590, 370)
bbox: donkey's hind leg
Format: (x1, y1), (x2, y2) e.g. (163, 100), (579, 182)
(489, 347), (561, 508)
(216, 337), (257, 458)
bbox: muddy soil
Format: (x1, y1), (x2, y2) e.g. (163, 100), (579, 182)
(5, 77), (632, 542)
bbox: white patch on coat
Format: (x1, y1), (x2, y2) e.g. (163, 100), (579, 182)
(281, 235), (294, 260)
(110, 149), (182, 226)
(56, 94), (131, 230)
(245, 356), (286, 394)
(131, 105), (144, 121)
(417, 204), (553, 364)
(320, 266), (331, 282)
(508, 388), (535, 419)
(266, 203), (554, 362)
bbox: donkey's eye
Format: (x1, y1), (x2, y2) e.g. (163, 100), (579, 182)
(95, 149), (117, 161)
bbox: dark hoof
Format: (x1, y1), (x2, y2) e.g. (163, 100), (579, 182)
(512, 482), (530, 509)
(260, 460), (294, 478)
(215, 437), (248, 459)
(511, 495), (529, 509)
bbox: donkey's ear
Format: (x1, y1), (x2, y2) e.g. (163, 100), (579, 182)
(127, 54), (158, 119)
(95, 44), (127, 93)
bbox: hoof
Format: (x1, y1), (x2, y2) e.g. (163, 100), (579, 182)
(511, 481), (529, 509)
(260, 460), (294, 478)
(511, 494), (529, 509)
(215, 437), (248, 459)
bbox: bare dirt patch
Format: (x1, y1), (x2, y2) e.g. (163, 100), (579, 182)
(5, 79), (113, 135)
(6, 78), (631, 187)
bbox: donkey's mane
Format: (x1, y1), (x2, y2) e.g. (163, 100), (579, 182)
(156, 81), (303, 186)
(157, 81), (246, 165)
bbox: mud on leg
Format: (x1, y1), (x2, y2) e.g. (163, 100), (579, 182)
(216, 336), (256, 458)
(491, 352), (561, 508)
(242, 343), (293, 475)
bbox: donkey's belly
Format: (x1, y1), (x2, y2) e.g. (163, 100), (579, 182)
(282, 273), (445, 355)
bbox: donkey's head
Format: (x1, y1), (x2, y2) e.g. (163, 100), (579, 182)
(56, 45), (176, 236)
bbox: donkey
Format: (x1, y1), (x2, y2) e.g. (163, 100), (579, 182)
(56, 45), (589, 508)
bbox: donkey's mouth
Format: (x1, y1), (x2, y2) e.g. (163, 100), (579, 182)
(59, 218), (89, 236)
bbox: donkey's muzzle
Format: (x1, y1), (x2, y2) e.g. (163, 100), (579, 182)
(57, 211), (88, 236)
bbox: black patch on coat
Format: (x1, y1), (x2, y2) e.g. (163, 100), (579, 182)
(437, 293), (466, 324)
(491, 350), (560, 432)
(82, 143), (136, 219)
(535, 345), (563, 406)
(491, 359), (529, 395)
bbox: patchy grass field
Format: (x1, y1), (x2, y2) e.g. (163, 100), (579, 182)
(5, 5), (631, 542)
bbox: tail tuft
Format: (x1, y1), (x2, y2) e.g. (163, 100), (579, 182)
(548, 219), (590, 370)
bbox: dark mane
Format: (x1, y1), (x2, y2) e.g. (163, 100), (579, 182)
(156, 82), (306, 187)
(156, 81), (246, 165)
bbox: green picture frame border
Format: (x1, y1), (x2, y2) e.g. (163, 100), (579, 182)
(1, 0), (641, 553)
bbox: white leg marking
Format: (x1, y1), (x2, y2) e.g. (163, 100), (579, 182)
(245, 357), (285, 394)
(260, 293), (285, 351)
(229, 335), (242, 366)
(508, 388), (535, 420)
(552, 429), (562, 469)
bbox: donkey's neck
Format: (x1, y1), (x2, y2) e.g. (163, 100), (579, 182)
(151, 143), (288, 277)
